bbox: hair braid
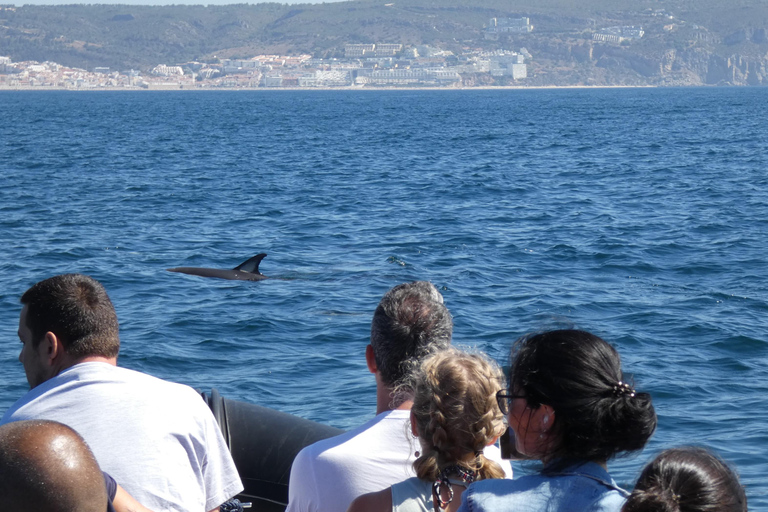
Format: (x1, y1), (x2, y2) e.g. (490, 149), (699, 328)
(468, 362), (507, 480)
(429, 393), (451, 458)
(409, 348), (506, 482)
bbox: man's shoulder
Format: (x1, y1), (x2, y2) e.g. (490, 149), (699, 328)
(288, 409), (416, 512)
(64, 362), (196, 393)
(2, 362), (203, 423)
(297, 409), (410, 462)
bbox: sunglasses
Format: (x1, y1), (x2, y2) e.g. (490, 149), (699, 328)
(496, 390), (526, 416)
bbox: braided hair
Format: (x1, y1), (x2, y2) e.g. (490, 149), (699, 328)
(408, 348), (507, 482)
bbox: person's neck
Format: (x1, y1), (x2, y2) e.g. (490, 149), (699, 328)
(375, 384), (413, 415)
(56, 355), (118, 375)
(73, 355), (118, 366)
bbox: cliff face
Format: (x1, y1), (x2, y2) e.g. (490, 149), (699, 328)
(598, 47), (768, 85)
(510, 23), (768, 86)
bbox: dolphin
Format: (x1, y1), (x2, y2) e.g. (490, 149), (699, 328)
(167, 254), (270, 281)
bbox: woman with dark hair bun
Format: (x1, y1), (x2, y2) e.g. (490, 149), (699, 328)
(624, 447), (747, 512)
(459, 329), (657, 512)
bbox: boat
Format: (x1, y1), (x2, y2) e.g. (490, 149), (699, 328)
(201, 389), (343, 512)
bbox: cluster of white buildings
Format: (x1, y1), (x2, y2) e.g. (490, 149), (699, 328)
(0, 43), (531, 89)
(0, 12), (542, 90)
(217, 45), (529, 87)
(0, 60), (138, 88)
(0, 59), (204, 89)
(344, 44), (403, 58)
(479, 15), (645, 48)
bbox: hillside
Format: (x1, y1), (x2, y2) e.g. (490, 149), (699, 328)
(2, 0), (768, 85)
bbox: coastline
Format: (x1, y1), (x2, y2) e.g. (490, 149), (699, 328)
(0, 84), (663, 91)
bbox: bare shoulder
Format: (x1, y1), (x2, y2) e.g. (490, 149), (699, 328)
(347, 487), (392, 512)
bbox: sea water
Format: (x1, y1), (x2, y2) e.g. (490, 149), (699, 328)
(0, 88), (766, 506)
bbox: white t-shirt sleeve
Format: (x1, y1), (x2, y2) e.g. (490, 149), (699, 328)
(286, 445), (319, 512)
(198, 400), (244, 511)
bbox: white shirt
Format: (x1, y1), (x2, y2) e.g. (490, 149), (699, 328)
(287, 409), (512, 512)
(1, 362), (243, 512)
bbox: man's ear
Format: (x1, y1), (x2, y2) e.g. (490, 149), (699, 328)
(43, 331), (64, 366)
(365, 344), (377, 374)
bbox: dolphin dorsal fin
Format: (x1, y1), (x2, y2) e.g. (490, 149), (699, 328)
(234, 253), (267, 274)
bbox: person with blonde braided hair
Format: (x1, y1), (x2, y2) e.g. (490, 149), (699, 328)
(348, 348), (507, 512)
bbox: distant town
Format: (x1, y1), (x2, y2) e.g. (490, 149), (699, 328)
(0, 48), (529, 89)
(1, 1), (763, 88)
(0, 15), (662, 90)
(0, 15), (648, 90)
(0, 19), (538, 90)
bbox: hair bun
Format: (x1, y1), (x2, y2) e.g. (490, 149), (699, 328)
(623, 487), (680, 512)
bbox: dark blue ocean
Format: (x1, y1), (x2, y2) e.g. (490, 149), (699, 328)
(1, 88), (766, 506)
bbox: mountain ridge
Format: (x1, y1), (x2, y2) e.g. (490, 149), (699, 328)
(2, 0), (768, 85)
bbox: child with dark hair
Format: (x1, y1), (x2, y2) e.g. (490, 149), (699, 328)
(459, 329), (658, 512)
(624, 447), (747, 512)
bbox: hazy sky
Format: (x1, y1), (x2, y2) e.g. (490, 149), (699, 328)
(11, 0), (343, 4)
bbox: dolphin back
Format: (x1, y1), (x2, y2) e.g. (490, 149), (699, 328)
(234, 253), (267, 274)
(167, 253), (269, 281)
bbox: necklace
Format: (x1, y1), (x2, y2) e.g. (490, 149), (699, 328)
(432, 465), (478, 509)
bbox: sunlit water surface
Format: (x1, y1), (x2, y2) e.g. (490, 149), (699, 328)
(1, 88), (766, 506)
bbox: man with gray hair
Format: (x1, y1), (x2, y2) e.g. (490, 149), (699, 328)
(367, 281), (452, 414)
(287, 281), (509, 512)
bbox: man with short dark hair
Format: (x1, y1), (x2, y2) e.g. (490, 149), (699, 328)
(286, 281), (510, 512)
(2, 274), (243, 512)
(0, 419), (108, 512)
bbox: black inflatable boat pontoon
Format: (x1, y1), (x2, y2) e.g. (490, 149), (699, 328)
(201, 389), (343, 512)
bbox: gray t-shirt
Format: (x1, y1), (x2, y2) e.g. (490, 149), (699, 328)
(391, 477), (434, 512)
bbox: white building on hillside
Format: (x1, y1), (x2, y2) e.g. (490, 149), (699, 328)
(152, 64), (184, 76)
(593, 26), (644, 43)
(486, 17), (533, 34)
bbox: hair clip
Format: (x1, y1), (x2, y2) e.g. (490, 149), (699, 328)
(612, 381), (636, 398)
